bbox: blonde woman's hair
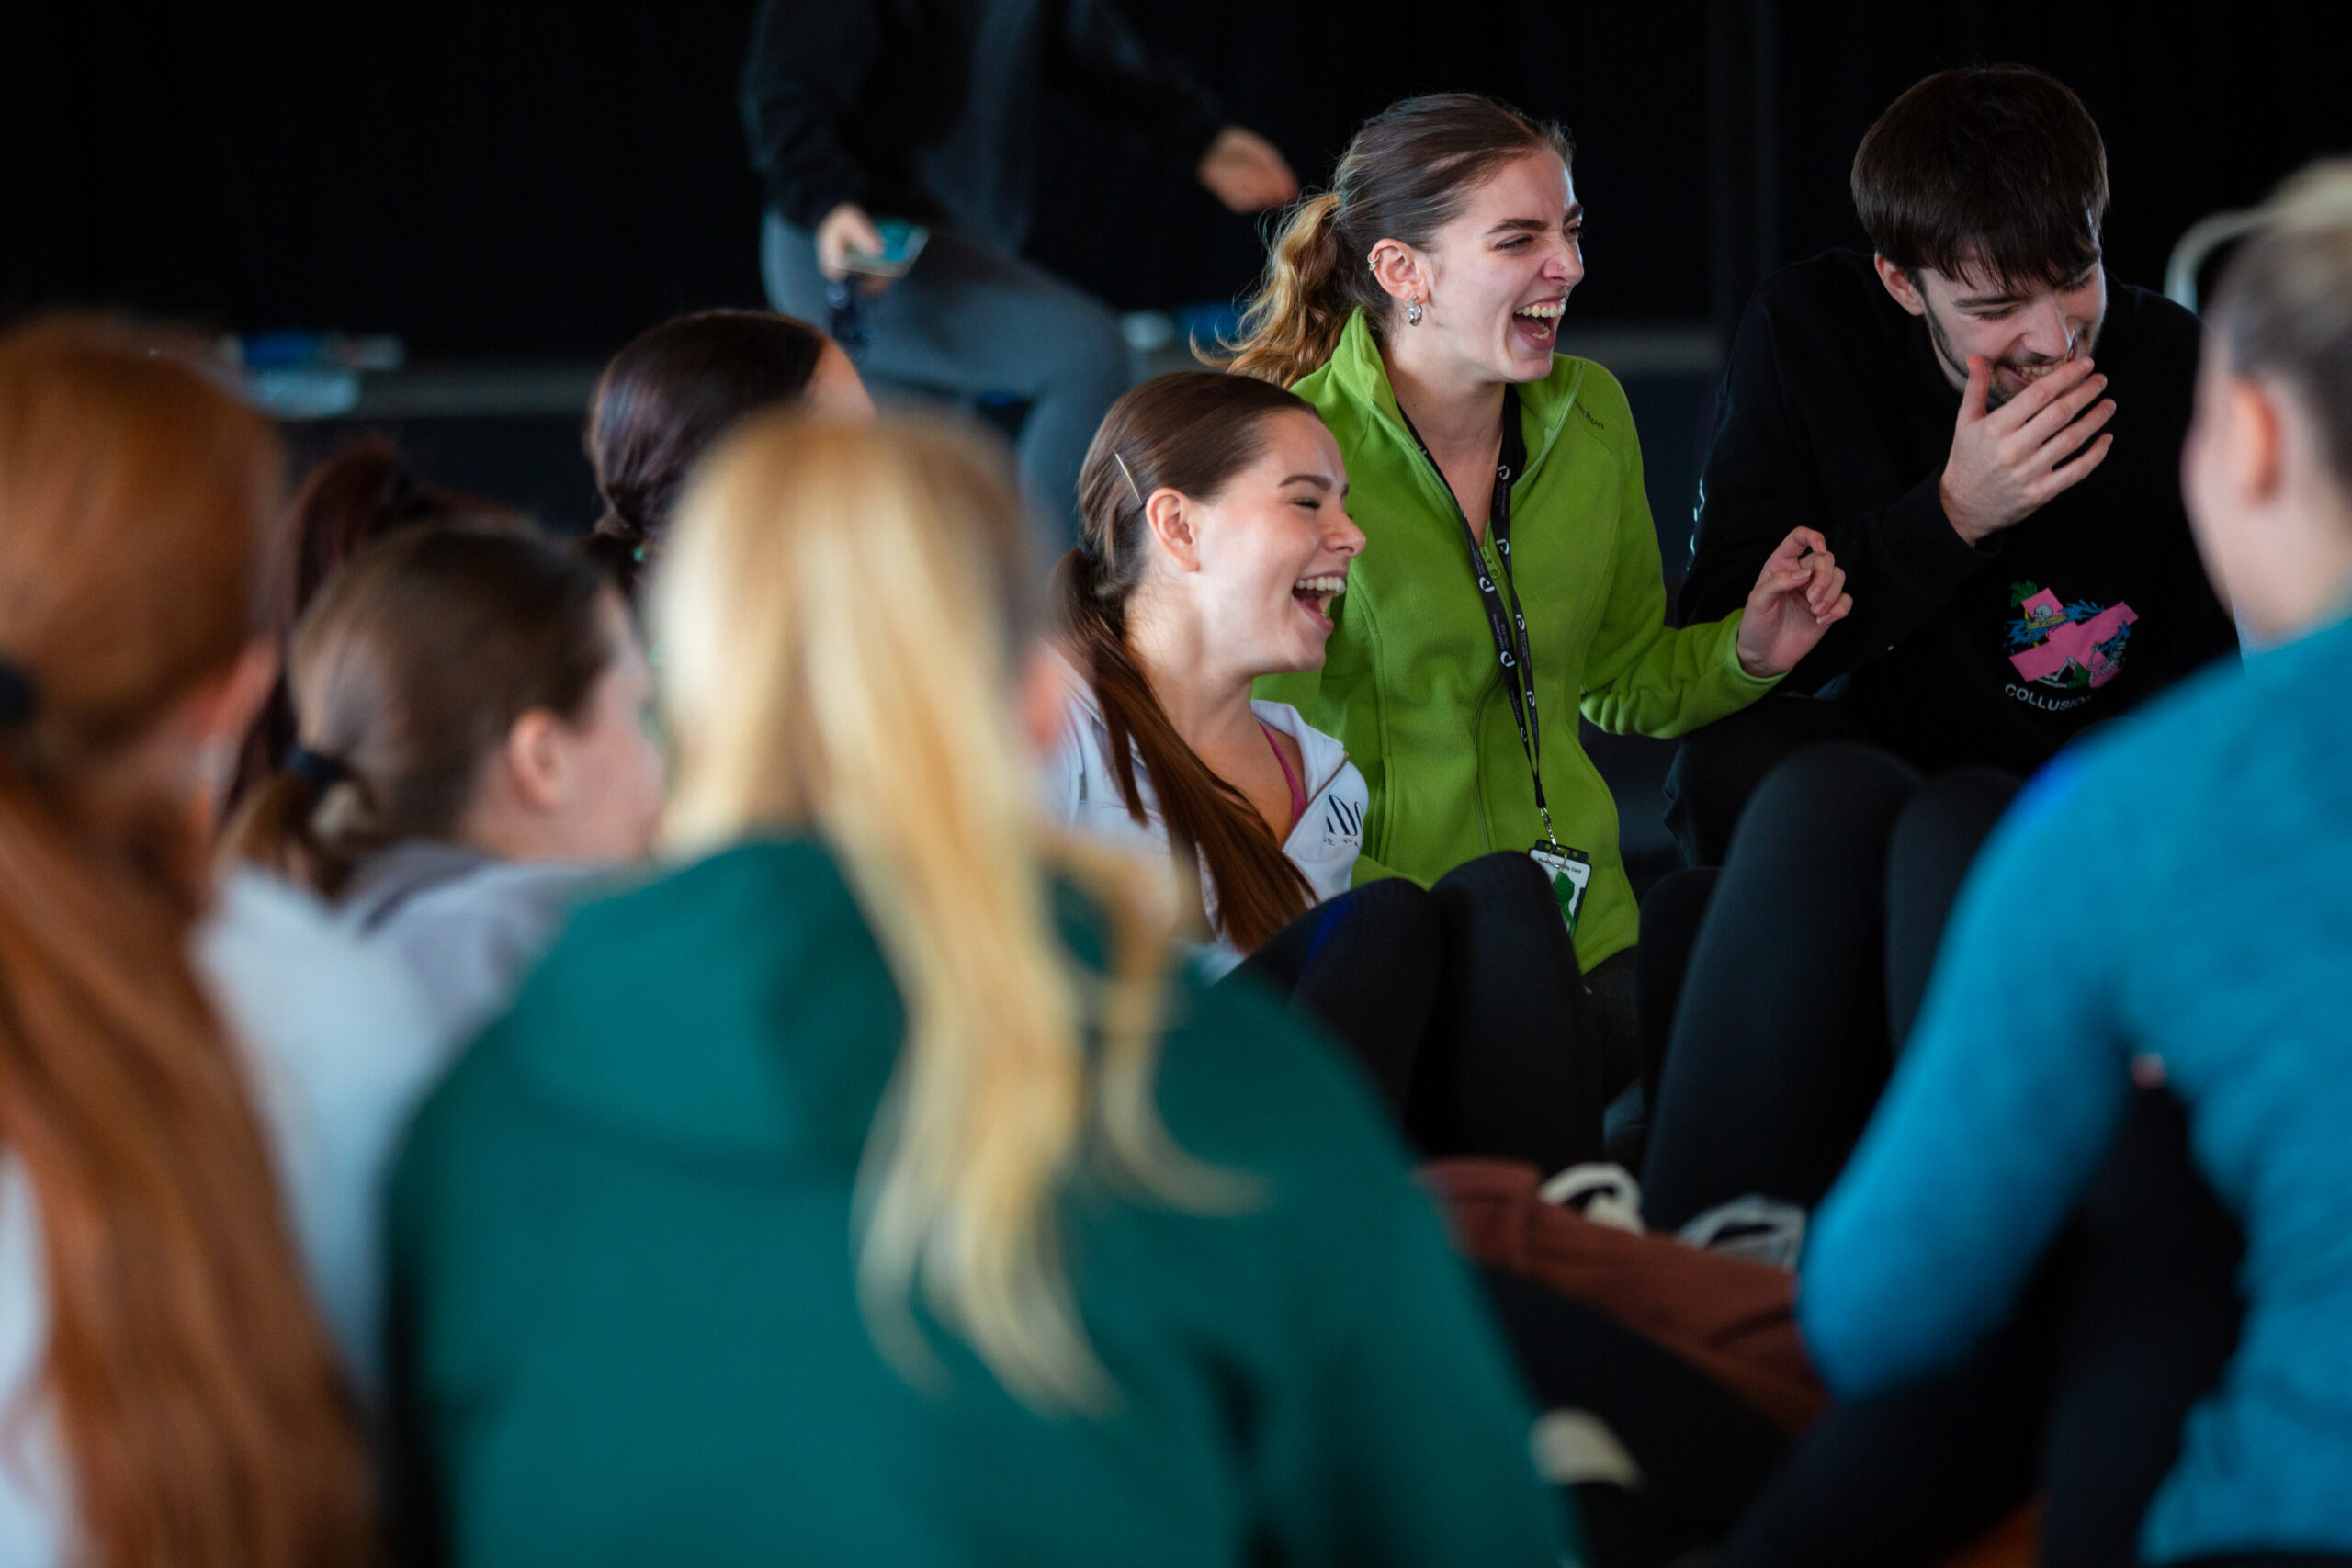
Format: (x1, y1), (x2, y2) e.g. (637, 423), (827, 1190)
(654, 412), (1238, 1411)
(2211, 158), (2352, 489)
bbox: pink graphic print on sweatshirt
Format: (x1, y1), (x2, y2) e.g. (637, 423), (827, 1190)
(2007, 589), (2138, 689)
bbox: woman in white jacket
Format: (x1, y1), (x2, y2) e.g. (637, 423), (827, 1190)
(1050, 372), (1606, 1170)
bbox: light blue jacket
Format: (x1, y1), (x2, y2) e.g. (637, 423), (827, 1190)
(1801, 610), (2352, 1562)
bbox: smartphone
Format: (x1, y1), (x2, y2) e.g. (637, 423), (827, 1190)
(841, 219), (930, 279)
(1529, 842), (1594, 937)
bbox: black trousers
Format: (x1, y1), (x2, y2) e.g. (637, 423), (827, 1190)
(1480, 1269), (1793, 1566)
(1664, 693), (1874, 868)
(1717, 1089), (2245, 1568)
(1233, 852), (1616, 1173)
(1640, 742), (2019, 1231)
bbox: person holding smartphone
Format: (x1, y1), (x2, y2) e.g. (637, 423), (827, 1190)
(742, 0), (1297, 547)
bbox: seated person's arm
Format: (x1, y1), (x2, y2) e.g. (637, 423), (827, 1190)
(1579, 416), (1804, 739)
(1799, 759), (2139, 1397)
(1681, 299), (1990, 693)
(741, 0), (877, 232)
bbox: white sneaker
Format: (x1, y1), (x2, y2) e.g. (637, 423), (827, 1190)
(1538, 1162), (1645, 1235)
(1676, 1195), (1807, 1270)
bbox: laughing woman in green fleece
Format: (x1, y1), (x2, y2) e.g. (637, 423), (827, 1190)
(1229, 93), (1850, 1076)
(387, 414), (1570, 1567)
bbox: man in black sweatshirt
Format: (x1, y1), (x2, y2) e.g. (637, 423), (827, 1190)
(1670, 65), (2236, 863)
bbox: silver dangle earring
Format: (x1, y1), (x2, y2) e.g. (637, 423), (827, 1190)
(1407, 299), (1425, 326)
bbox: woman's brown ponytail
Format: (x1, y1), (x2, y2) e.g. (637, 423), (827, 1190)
(1215, 93), (1574, 388)
(1220, 192), (1357, 389)
(0, 317), (371, 1568)
(1061, 372), (1321, 952)
(224, 525), (616, 898)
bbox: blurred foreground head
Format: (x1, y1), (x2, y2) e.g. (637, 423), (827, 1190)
(232, 436), (524, 808)
(0, 317), (368, 1568)
(2187, 159), (2352, 644)
(655, 413), (1226, 1412)
(587, 308), (870, 600)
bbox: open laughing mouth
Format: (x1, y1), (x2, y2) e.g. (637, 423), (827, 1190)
(1511, 298), (1566, 348)
(2001, 346), (2080, 387)
(1293, 572), (1345, 627)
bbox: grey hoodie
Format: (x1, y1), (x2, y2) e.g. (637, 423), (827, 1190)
(337, 841), (610, 1045)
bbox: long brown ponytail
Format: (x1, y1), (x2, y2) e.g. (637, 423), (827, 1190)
(0, 319), (369, 1567)
(1058, 371), (1319, 953)
(1217, 93), (1574, 387)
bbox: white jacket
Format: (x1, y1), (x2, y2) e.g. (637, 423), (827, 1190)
(1045, 653), (1368, 977)
(0, 871), (447, 1566)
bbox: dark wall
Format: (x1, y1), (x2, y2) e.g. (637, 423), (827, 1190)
(3, 1), (770, 355)
(1762, 1), (2352, 297)
(6, 2), (2349, 357)
(1027, 0), (1711, 321)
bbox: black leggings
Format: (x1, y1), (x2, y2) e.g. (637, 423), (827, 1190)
(1718, 1089), (2245, 1568)
(1589, 742), (2249, 1567)
(1233, 852), (1614, 1173)
(1664, 693), (1874, 868)
(1640, 743), (2019, 1231)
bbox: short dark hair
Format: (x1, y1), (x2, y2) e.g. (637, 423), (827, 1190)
(1851, 65), (2109, 289)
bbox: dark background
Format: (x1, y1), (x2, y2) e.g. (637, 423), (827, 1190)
(6, 0), (2345, 885)
(9, 1), (2349, 356)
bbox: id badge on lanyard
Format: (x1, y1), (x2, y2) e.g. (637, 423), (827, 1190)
(1528, 841), (1594, 937)
(1403, 388), (1597, 935)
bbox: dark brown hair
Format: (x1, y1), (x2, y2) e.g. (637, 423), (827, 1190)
(1851, 65), (2109, 290)
(2210, 159), (2352, 488)
(226, 523), (617, 897)
(232, 438), (521, 810)
(0, 317), (371, 1568)
(1057, 371), (1320, 951)
(1220, 93), (1572, 387)
(585, 309), (829, 599)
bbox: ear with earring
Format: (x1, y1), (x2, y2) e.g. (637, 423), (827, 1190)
(1371, 253), (1426, 326)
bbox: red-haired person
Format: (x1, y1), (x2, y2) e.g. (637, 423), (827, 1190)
(0, 317), (398, 1567)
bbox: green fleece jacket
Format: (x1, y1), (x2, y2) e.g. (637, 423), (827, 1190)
(388, 837), (1573, 1567)
(1259, 311), (1777, 969)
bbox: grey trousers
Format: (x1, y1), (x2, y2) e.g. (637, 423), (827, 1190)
(761, 210), (1134, 551)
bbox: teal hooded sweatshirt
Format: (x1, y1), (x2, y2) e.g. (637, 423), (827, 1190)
(1259, 311), (1779, 969)
(388, 838), (1574, 1567)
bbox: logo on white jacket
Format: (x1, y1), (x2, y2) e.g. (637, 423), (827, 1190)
(1321, 795), (1363, 850)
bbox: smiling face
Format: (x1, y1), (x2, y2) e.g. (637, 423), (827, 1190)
(1380, 151), (1585, 385)
(1881, 251), (2107, 406)
(1152, 409), (1363, 677)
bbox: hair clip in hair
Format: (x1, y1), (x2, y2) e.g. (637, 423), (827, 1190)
(1112, 454), (1148, 511)
(283, 745), (351, 792)
(0, 656), (35, 732)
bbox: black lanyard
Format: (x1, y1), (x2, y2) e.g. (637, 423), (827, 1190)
(1399, 387), (1559, 848)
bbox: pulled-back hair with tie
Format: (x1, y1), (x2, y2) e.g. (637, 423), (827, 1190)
(1216, 94), (1572, 388)
(584, 309), (829, 601)
(1056, 370), (1318, 952)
